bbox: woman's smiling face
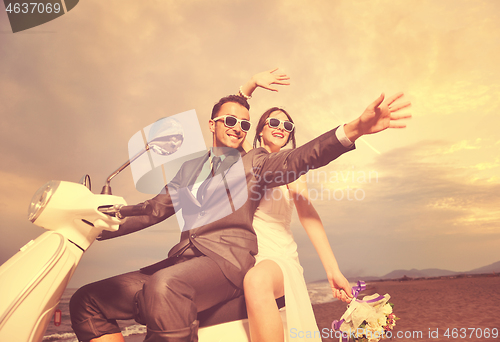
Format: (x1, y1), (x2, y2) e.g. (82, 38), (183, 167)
(260, 110), (291, 152)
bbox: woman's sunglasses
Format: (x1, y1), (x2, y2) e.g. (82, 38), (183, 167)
(266, 118), (295, 132)
(212, 115), (252, 132)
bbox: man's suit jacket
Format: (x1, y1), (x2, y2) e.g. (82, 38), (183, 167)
(100, 126), (355, 289)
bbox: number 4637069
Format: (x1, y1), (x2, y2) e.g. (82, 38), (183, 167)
(443, 328), (498, 339)
(5, 2), (62, 14)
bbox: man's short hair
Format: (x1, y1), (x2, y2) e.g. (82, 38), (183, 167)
(211, 95), (250, 119)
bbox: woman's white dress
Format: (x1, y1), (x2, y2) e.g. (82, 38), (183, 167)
(253, 185), (322, 341)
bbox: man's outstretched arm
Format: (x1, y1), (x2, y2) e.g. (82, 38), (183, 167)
(251, 92), (411, 188)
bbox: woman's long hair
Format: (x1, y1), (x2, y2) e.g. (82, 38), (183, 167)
(253, 107), (296, 149)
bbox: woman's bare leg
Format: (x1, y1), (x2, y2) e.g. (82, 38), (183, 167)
(244, 260), (285, 342)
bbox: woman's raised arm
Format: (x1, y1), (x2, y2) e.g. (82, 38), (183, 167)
(239, 68), (290, 98)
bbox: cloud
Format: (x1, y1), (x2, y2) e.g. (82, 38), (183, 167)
(441, 139), (481, 154)
(370, 141), (500, 229)
(0, 171), (60, 261)
(411, 83), (500, 118)
(295, 139), (500, 280)
(0, 170), (44, 217)
(2, 0), (500, 285)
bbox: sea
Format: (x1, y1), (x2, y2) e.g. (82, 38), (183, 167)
(43, 280), (340, 341)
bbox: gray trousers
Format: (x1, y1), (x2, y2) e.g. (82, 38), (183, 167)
(70, 251), (242, 342)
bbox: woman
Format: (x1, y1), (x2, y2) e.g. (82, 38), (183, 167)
(239, 70), (353, 342)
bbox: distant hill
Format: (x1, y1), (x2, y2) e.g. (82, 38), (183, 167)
(342, 260), (500, 282)
(381, 268), (458, 279)
(467, 260), (500, 274)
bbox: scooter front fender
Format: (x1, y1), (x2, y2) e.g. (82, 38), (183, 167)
(0, 231), (83, 342)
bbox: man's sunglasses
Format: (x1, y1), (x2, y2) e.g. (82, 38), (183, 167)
(266, 118), (295, 132)
(213, 115), (252, 132)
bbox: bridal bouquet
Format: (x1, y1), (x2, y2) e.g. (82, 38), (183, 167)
(332, 281), (399, 342)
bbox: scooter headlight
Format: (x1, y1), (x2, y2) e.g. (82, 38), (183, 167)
(28, 180), (60, 222)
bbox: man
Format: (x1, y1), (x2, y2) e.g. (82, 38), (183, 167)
(70, 90), (410, 342)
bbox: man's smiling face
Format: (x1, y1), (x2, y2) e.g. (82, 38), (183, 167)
(210, 102), (249, 149)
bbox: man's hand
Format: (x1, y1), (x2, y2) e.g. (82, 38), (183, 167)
(345, 93), (411, 142)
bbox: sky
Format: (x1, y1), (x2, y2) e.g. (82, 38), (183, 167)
(0, 0), (499, 288)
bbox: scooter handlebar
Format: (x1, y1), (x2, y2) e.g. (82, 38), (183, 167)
(117, 203), (153, 218)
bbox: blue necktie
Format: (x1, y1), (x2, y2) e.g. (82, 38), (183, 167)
(197, 156), (221, 202)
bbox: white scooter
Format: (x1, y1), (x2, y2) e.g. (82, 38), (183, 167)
(0, 120), (286, 342)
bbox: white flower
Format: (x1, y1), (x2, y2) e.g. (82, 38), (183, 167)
(381, 304), (392, 315)
(367, 321), (383, 333)
(377, 314), (387, 327)
(366, 325), (384, 342)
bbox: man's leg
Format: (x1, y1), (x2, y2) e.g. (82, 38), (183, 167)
(70, 270), (149, 341)
(71, 254), (241, 342)
(135, 255), (241, 342)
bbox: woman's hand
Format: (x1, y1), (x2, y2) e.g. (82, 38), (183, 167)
(328, 269), (353, 303)
(290, 177), (353, 304)
(251, 68), (290, 92)
(240, 68), (290, 98)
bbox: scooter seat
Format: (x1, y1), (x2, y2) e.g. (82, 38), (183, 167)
(197, 295), (285, 328)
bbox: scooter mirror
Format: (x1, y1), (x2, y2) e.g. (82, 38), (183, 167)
(79, 174), (91, 191)
(147, 117), (184, 156)
(102, 115), (188, 195)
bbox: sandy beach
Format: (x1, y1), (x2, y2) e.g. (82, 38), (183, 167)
(313, 275), (500, 342)
(119, 275), (500, 342)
